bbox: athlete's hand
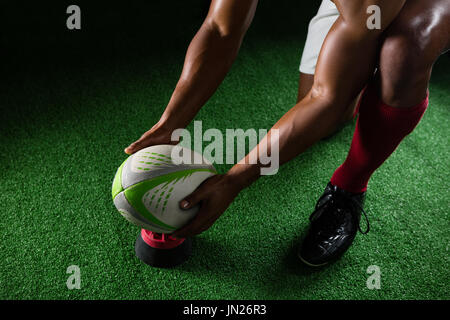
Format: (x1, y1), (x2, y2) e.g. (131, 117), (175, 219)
(124, 120), (177, 155)
(172, 173), (242, 238)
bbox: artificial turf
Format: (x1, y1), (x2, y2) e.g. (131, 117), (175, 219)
(1, 1), (449, 300)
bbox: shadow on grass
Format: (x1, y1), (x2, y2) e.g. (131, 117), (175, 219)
(178, 236), (240, 275)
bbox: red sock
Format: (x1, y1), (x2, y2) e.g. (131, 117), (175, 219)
(330, 82), (429, 193)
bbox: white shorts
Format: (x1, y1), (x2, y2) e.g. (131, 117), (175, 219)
(299, 0), (339, 74)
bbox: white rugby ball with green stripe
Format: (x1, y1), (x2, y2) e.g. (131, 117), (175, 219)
(112, 145), (216, 234)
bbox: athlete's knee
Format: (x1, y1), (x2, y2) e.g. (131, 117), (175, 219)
(380, 34), (430, 84)
(379, 22), (434, 106)
(309, 83), (355, 125)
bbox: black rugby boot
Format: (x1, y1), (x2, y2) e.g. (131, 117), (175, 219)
(298, 182), (369, 267)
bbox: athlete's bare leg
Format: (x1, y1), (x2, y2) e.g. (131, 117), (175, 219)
(329, 0), (450, 193)
(331, 0), (450, 192)
(379, 0), (450, 108)
(296, 72), (314, 103)
(297, 72), (359, 125)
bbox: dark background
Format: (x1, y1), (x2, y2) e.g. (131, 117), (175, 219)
(2, 1), (318, 77)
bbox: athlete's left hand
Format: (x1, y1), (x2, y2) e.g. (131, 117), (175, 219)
(171, 173), (242, 238)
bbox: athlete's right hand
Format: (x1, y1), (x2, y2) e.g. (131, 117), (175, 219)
(124, 120), (178, 155)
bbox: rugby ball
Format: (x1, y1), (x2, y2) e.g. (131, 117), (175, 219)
(112, 145), (216, 233)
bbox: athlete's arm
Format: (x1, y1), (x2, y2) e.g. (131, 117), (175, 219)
(125, 0), (258, 154)
(173, 0), (407, 238)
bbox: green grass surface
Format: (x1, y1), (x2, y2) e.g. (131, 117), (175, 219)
(1, 2), (449, 300)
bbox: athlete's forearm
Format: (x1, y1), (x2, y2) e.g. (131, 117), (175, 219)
(228, 0), (406, 188)
(159, 0), (258, 130)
